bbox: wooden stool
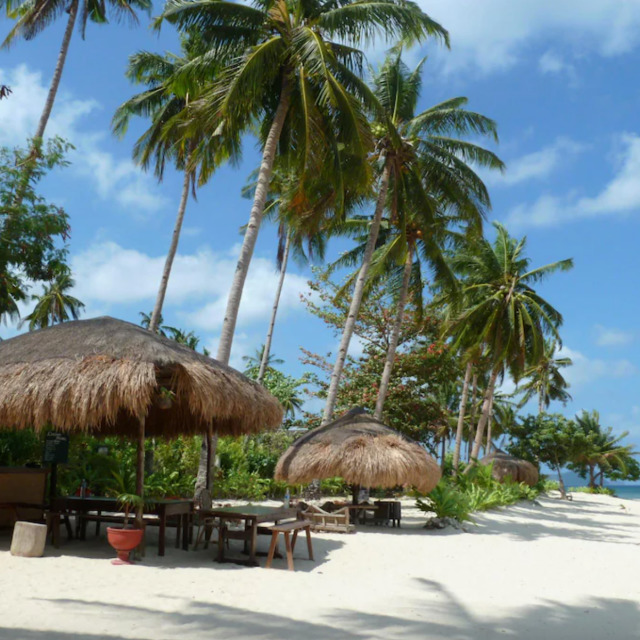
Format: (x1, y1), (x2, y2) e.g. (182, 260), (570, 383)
(265, 520), (313, 571)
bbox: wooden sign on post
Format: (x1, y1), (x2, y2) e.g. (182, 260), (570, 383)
(43, 432), (69, 505)
(43, 433), (69, 465)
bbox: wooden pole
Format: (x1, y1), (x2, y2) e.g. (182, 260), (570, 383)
(136, 416), (145, 527)
(205, 426), (213, 490)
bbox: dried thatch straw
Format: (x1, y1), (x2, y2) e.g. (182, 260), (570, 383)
(480, 452), (539, 487)
(0, 317), (283, 437)
(275, 408), (441, 493)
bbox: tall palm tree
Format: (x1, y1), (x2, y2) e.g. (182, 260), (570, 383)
(113, 42), (235, 335)
(518, 339), (572, 413)
(2, 0), (151, 178)
(242, 345), (284, 374)
(446, 223), (573, 469)
(157, 0), (449, 368)
(22, 268), (84, 329)
(322, 51), (504, 424)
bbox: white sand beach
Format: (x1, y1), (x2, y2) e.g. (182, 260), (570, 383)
(1, 492), (639, 640)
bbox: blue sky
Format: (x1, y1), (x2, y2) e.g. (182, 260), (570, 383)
(2, 0), (640, 450)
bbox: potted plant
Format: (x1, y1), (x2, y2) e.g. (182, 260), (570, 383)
(106, 493), (145, 565)
(156, 387), (175, 410)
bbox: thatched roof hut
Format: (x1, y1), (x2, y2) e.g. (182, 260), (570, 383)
(480, 452), (539, 487)
(0, 316), (283, 437)
(275, 408), (441, 494)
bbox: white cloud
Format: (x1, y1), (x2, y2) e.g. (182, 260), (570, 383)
(491, 137), (586, 187)
(0, 65), (166, 213)
(421, 0), (640, 74)
(507, 134), (640, 228)
(558, 345), (637, 387)
(594, 325), (635, 348)
(71, 241), (312, 331)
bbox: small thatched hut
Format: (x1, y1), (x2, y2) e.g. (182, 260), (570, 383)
(275, 408), (441, 495)
(480, 452), (539, 487)
(0, 317), (283, 494)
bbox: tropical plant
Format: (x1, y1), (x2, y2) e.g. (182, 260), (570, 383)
(2, 0), (151, 203)
(242, 346), (284, 374)
(22, 267), (84, 330)
(416, 482), (473, 523)
(444, 223), (573, 470)
(113, 39), (237, 334)
(0, 138), (71, 325)
(322, 51), (503, 425)
(157, 0), (449, 369)
(517, 339), (572, 413)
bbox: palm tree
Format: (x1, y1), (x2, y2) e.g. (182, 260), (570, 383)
(113, 42), (235, 335)
(157, 0), (449, 368)
(2, 0), (151, 182)
(446, 223), (573, 469)
(574, 410), (634, 488)
(243, 345), (284, 374)
(22, 268), (84, 329)
(518, 339), (572, 413)
(322, 51), (504, 424)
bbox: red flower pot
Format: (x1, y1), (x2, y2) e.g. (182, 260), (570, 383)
(106, 527), (144, 565)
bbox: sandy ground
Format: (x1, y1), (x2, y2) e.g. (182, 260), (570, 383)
(0, 492), (639, 640)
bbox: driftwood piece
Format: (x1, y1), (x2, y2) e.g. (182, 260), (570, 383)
(10, 521), (47, 557)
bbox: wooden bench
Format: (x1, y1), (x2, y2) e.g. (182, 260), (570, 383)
(301, 504), (355, 533)
(265, 520), (314, 571)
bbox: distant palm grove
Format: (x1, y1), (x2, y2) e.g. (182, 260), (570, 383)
(0, 0), (637, 500)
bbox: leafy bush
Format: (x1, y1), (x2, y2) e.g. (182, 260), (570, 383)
(416, 482), (473, 522)
(540, 479), (560, 493)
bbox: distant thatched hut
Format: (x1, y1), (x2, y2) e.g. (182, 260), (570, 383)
(0, 317), (283, 493)
(275, 408), (441, 495)
(480, 452), (539, 487)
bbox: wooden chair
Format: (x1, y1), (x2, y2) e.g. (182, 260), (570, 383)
(265, 520), (314, 571)
(300, 503), (355, 533)
(192, 489), (220, 550)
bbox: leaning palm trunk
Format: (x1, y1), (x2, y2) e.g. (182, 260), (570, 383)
(322, 158), (391, 425)
(485, 394), (494, 455)
(373, 246), (412, 419)
(453, 361), (472, 474)
(467, 372), (478, 461)
(538, 387), (545, 415)
(465, 368), (499, 471)
(257, 232), (291, 384)
(196, 83), (291, 491)
(149, 158), (192, 334)
(34, 0), (78, 142)
(555, 459), (567, 499)
(14, 0), (78, 207)
(216, 82), (291, 366)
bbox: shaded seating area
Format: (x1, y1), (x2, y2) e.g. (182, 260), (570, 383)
(275, 408), (441, 527)
(0, 317), (284, 559)
(480, 452), (539, 487)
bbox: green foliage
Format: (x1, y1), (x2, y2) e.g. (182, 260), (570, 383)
(244, 365), (307, 420)
(0, 428), (43, 466)
(416, 482), (473, 522)
(0, 137), (71, 324)
(540, 479), (560, 493)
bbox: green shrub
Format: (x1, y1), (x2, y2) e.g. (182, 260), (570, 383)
(569, 486), (616, 496)
(416, 482), (473, 522)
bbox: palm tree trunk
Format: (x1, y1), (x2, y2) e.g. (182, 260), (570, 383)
(467, 373), (478, 461)
(440, 436), (446, 472)
(34, 0), (78, 142)
(373, 245), (412, 420)
(554, 455), (567, 499)
(485, 394), (495, 455)
(149, 161), (192, 334)
(215, 79), (291, 366)
(453, 361), (472, 474)
(257, 232), (291, 385)
(195, 81), (291, 493)
(13, 0), (78, 208)
(465, 368), (499, 472)
(588, 464), (596, 489)
(322, 158), (391, 425)
(538, 387), (544, 415)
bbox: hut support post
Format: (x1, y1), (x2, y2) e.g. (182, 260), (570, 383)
(351, 484), (360, 505)
(205, 428), (213, 490)
(136, 416), (145, 529)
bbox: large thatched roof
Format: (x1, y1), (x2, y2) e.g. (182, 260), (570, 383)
(480, 452), (539, 487)
(0, 316), (283, 437)
(275, 408), (441, 493)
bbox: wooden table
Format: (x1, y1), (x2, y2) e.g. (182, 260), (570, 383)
(53, 496), (193, 556)
(207, 505), (298, 566)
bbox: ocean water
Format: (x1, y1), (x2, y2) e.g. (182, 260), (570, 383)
(608, 486), (640, 500)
